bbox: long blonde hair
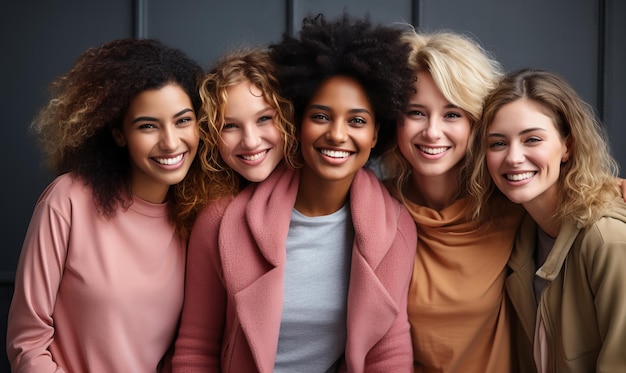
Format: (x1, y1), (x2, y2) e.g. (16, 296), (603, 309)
(380, 29), (503, 204)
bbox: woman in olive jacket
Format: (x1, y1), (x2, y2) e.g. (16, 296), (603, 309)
(469, 69), (626, 372)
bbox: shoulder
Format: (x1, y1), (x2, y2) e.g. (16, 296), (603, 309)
(576, 201), (626, 262)
(352, 169), (417, 248)
(35, 173), (93, 213)
(353, 168), (401, 207)
(583, 199), (626, 241)
(194, 195), (235, 228)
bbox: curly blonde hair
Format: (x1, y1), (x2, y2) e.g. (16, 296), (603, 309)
(468, 69), (620, 226)
(380, 29), (503, 203)
(174, 48), (300, 234)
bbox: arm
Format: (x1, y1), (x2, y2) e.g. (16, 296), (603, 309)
(171, 200), (229, 372)
(587, 222), (626, 371)
(6, 192), (69, 373)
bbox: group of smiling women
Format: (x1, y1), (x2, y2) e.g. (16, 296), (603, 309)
(7, 11), (626, 373)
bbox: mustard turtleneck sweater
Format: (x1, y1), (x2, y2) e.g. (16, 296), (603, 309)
(404, 196), (523, 372)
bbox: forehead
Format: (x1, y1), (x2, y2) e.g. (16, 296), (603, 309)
(491, 99), (557, 132)
(309, 76), (372, 110)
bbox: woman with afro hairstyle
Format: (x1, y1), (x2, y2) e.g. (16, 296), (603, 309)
(171, 13), (416, 372)
(7, 38), (204, 372)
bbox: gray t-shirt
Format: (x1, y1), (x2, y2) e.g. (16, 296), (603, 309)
(534, 228), (555, 305)
(273, 204), (354, 373)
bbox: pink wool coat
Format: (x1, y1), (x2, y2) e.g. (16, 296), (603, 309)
(172, 164), (417, 372)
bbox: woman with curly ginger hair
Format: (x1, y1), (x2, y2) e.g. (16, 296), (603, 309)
(469, 69), (626, 372)
(198, 47), (299, 194)
(174, 47), (299, 239)
(7, 38), (204, 372)
(172, 13), (416, 372)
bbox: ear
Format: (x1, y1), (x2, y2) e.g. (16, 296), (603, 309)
(112, 128), (126, 147)
(371, 123), (379, 148)
(561, 136), (571, 163)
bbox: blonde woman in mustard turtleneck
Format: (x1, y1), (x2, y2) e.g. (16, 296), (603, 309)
(380, 30), (524, 372)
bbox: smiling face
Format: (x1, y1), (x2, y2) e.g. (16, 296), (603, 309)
(486, 98), (569, 212)
(217, 80), (284, 182)
(114, 83), (199, 203)
(299, 75), (378, 185)
(397, 71), (471, 182)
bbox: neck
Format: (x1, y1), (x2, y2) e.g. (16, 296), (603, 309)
(294, 168), (354, 217)
(407, 170), (460, 211)
(523, 188), (561, 239)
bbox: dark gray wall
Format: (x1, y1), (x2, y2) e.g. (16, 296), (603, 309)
(2, 0), (624, 370)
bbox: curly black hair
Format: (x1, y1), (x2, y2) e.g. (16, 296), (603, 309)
(269, 13), (414, 157)
(32, 38), (203, 228)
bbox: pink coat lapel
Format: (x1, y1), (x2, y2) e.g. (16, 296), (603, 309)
(344, 169), (402, 369)
(218, 164), (297, 373)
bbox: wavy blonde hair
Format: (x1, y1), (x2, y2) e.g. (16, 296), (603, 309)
(468, 69), (620, 226)
(380, 29), (503, 203)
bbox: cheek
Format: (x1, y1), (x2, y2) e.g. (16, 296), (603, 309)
(485, 151), (501, 177)
(265, 126), (285, 147)
(396, 126), (413, 154)
(217, 134), (237, 158)
(298, 121), (316, 146)
(187, 128), (201, 152)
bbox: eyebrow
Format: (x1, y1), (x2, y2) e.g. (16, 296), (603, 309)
(488, 127), (548, 137)
(224, 106), (275, 122)
(307, 104), (373, 116)
(131, 108), (193, 124)
(407, 102), (460, 110)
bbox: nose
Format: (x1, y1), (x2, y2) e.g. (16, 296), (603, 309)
(159, 125), (180, 150)
(505, 143), (525, 165)
(423, 117), (442, 140)
(326, 120), (348, 144)
(241, 124), (262, 149)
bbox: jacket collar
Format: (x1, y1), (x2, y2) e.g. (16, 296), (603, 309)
(535, 219), (581, 281)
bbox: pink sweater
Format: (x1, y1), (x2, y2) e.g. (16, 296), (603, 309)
(7, 173), (186, 372)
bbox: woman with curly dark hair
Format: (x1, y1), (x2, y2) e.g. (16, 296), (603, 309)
(172, 13), (416, 372)
(7, 38), (204, 372)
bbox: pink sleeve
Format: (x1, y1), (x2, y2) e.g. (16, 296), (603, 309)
(6, 187), (70, 373)
(171, 199), (229, 372)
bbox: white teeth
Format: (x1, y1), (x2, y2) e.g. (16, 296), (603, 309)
(506, 172), (535, 181)
(320, 149), (350, 158)
(240, 150), (268, 161)
(418, 145), (448, 155)
(155, 154), (183, 165)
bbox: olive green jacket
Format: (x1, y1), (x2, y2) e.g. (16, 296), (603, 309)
(505, 199), (626, 372)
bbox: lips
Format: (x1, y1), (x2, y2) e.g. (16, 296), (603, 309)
(153, 153), (184, 165)
(319, 148), (352, 158)
(417, 145), (450, 155)
(505, 171), (536, 181)
(239, 149), (269, 161)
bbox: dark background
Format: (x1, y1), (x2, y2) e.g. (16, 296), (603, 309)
(2, 0), (624, 370)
